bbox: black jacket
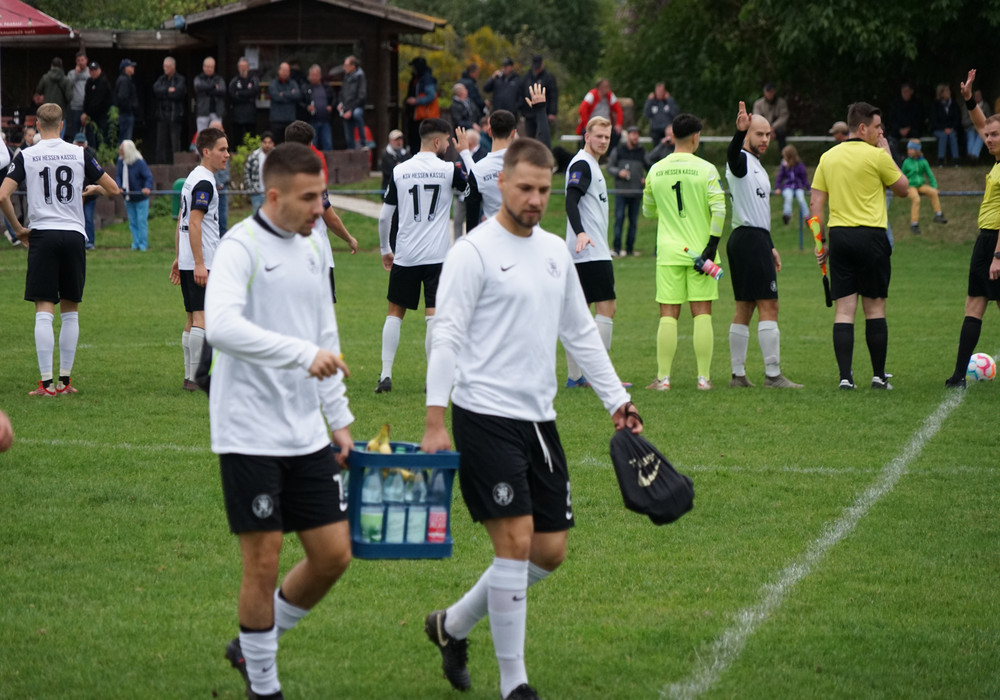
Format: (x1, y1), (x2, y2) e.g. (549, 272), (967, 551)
(114, 73), (140, 116)
(228, 73), (259, 125)
(519, 69), (558, 119)
(84, 75), (112, 119)
(153, 72), (187, 123)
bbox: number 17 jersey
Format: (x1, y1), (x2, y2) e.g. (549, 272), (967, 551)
(642, 151), (725, 266)
(4, 138), (105, 237)
(383, 151), (466, 266)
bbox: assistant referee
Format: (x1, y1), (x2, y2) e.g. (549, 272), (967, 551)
(810, 102), (908, 390)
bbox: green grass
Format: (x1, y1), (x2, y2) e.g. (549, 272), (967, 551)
(1, 175), (999, 700)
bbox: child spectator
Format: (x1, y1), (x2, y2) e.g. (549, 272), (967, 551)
(774, 144), (809, 225)
(901, 139), (947, 235)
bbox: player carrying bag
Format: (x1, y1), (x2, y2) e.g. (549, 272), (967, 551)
(609, 426), (694, 525)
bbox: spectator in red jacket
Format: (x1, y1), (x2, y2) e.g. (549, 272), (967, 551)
(577, 78), (624, 150)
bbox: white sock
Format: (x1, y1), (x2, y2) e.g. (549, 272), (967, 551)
(239, 626), (281, 696)
(445, 566), (492, 640)
(58, 311), (79, 376)
(381, 315), (401, 379)
(446, 561), (553, 642)
(425, 315), (435, 363)
(595, 314), (613, 352)
(758, 320), (781, 378)
(188, 327), (205, 383)
(527, 562), (552, 586)
(182, 330), (191, 381)
(488, 557), (529, 698)
(34, 312), (55, 380)
(729, 323), (749, 376)
(274, 588), (309, 639)
(565, 348), (583, 381)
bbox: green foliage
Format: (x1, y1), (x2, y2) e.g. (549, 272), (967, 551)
(228, 132), (261, 193)
(602, 0), (1000, 134)
(31, 0), (228, 30)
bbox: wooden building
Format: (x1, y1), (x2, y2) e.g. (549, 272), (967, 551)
(0, 0), (444, 175)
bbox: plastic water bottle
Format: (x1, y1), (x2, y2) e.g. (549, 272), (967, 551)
(684, 247), (724, 280)
(360, 469), (384, 543)
(405, 470), (428, 543)
(427, 469), (449, 544)
(383, 469), (406, 544)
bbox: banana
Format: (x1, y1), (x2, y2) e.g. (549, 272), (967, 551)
(367, 423), (391, 453)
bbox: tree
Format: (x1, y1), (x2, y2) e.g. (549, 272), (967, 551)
(602, 0), (1000, 133)
(31, 0), (227, 30)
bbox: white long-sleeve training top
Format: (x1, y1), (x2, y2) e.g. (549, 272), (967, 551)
(205, 211), (353, 456)
(427, 216), (630, 422)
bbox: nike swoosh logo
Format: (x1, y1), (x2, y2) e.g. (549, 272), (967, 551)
(512, 594), (526, 601)
(501, 265), (515, 272)
(265, 264), (281, 272)
(261, 664), (274, 673)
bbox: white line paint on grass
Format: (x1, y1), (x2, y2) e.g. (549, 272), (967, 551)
(17, 437), (212, 455)
(662, 389), (966, 700)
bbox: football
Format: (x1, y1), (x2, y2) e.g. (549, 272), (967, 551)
(966, 352), (997, 382)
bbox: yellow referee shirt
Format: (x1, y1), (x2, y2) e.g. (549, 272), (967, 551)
(643, 152), (726, 266)
(812, 140), (901, 228)
(977, 161), (1000, 230)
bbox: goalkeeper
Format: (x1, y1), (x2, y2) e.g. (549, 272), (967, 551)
(642, 113), (726, 391)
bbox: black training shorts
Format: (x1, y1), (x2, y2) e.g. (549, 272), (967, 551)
(452, 403), (574, 533)
(219, 445), (347, 534)
(24, 229), (86, 303)
(968, 229), (1000, 300)
(387, 262), (443, 310)
(575, 260), (616, 304)
(179, 269), (207, 313)
(828, 226), (892, 299)
(726, 226), (777, 302)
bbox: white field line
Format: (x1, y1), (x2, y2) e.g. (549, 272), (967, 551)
(16, 437), (212, 454)
(661, 388), (966, 700)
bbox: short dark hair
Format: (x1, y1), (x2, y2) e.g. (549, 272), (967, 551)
(260, 130), (274, 142)
(262, 143), (323, 187)
(489, 110), (516, 140)
(671, 114), (702, 140)
(503, 138), (554, 172)
(196, 127), (226, 155)
(846, 102), (882, 132)
(51, 57), (63, 69)
(284, 120), (315, 145)
(419, 118), (452, 140)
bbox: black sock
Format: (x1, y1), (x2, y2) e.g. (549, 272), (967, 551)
(42, 378), (53, 388)
(833, 323), (854, 382)
(952, 316), (982, 379)
(59, 375), (70, 385)
(865, 317), (888, 379)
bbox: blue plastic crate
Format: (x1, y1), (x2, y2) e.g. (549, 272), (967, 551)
(344, 441), (459, 559)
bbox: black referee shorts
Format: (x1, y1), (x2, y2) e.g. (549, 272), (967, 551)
(575, 260), (616, 304)
(387, 262), (442, 310)
(726, 225), (777, 302)
(968, 229), (1000, 300)
(828, 226), (892, 300)
(24, 229), (86, 303)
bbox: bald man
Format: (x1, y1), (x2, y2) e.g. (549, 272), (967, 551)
(724, 102), (801, 388)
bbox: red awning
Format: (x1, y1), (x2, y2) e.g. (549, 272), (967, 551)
(0, 0), (72, 37)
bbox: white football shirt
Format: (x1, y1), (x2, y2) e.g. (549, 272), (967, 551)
(379, 151), (466, 266)
(564, 150), (611, 263)
(178, 164), (221, 270)
(4, 138), (105, 237)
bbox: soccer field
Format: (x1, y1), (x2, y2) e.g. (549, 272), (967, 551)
(1, 186), (998, 699)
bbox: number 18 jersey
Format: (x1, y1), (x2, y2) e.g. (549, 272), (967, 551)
(383, 151), (466, 266)
(4, 138), (105, 237)
(642, 151), (725, 266)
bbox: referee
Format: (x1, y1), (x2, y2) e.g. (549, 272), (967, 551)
(0, 103), (120, 396)
(944, 69), (1000, 388)
(724, 102), (801, 388)
(810, 102), (908, 390)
